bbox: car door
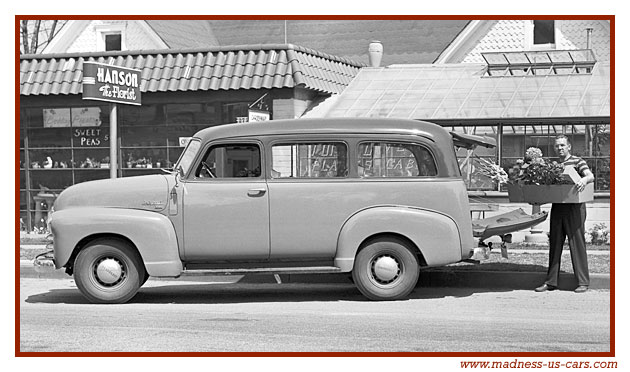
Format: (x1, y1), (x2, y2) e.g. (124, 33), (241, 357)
(182, 141), (270, 261)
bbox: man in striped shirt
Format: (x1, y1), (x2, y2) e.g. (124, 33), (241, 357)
(535, 135), (595, 293)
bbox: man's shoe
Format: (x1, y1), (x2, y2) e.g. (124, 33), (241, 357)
(574, 285), (589, 293)
(535, 284), (557, 292)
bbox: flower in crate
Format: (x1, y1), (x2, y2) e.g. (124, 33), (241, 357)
(519, 161), (571, 185)
(524, 147), (544, 164)
(477, 158), (508, 185)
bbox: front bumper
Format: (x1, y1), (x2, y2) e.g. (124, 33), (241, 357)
(32, 235), (56, 274)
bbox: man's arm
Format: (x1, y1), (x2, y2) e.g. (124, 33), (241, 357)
(576, 169), (594, 192)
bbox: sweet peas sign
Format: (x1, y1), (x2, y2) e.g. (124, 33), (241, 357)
(82, 62), (142, 105)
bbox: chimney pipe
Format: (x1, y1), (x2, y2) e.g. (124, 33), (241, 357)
(368, 40), (383, 67)
(586, 28), (593, 50)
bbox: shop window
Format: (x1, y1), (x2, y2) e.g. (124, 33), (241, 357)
(222, 102), (249, 124)
(196, 143), (261, 179)
(27, 127), (72, 148)
(123, 148), (168, 169)
(20, 150), (26, 170)
(121, 104), (167, 127)
(30, 170), (73, 191)
(120, 126), (168, 147)
(20, 192), (28, 232)
(73, 148), (111, 169)
(357, 142), (436, 178)
(166, 103), (218, 125)
(271, 143), (348, 179)
(28, 149), (72, 169)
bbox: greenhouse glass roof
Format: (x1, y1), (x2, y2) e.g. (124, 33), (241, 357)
(309, 62), (610, 120)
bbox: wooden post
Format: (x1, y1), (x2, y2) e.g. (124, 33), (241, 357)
(109, 103), (118, 178)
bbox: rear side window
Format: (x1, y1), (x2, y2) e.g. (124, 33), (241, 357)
(195, 143), (261, 179)
(358, 142), (437, 178)
(271, 142), (348, 178)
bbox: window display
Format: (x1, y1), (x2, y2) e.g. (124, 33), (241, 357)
(357, 142), (437, 178)
(272, 143), (347, 178)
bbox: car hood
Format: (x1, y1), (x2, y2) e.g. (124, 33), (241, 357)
(53, 174), (171, 213)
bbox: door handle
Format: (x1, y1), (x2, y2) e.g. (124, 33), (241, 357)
(247, 188), (267, 197)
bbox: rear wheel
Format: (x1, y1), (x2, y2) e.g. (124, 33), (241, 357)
(352, 238), (420, 301)
(74, 239), (145, 304)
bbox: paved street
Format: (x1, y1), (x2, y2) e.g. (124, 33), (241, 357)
(19, 278), (610, 353)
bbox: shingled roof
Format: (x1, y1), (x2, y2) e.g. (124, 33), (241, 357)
(207, 20), (470, 65)
(20, 44), (364, 96)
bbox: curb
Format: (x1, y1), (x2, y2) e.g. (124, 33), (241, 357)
(19, 261), (610, 290)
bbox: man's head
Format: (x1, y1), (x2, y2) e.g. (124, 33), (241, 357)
(554, 135), (572, 160)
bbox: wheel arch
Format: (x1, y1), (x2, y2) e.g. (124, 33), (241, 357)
(334, 206), (462, 272)
(357, 232), (428, 268)
(65, 233), (142, 276)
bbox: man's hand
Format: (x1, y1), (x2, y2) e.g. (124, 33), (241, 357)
(576, 177), (589, 192)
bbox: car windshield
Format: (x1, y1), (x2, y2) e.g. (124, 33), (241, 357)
(174, 139), (201, 175)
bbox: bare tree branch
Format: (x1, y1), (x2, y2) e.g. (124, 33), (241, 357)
(30, 20), (41, 54)
(48, 20), (58, 44)
(21, 20), (29, 54)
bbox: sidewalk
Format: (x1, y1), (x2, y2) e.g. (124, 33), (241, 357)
(19, 249), (610, 291)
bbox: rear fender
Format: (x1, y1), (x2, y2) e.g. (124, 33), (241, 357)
(334, 206), (462, 272)
(49, 207), (182, 277)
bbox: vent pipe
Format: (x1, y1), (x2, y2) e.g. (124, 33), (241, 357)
(586, 28), (593, 50)
(368, 40), (383, 67)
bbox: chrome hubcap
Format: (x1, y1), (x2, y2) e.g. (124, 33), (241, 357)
(371, 255), (401, 284)
(95, 258), (124, 286)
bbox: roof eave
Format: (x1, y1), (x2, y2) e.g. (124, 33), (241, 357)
(21, 43), (366, 68)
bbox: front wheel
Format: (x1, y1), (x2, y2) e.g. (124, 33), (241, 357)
(352, 238), (420, 301)
(74, 239), (146, 304)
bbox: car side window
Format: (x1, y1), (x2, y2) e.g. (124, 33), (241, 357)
(358, 142), (437, 178)
(195, 143), (261, 179)
(271, 142), (348, 178)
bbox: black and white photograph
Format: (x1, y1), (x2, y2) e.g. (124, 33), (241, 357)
(9, 4), (623, 369)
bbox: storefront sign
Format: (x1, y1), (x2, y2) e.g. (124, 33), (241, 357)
(248, 109), (270, 122)
(82, 62), (142, 105)
(43, 108), (71, 127)
(74, 127), (109, 147)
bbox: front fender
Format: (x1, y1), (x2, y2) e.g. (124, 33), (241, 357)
(334, 206), (462, 272)
(49, 207), (182, 277)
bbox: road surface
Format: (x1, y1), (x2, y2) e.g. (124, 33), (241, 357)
(19, 278), (610, 353)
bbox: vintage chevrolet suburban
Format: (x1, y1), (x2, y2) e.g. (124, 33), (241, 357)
(45, 118), (486, 303)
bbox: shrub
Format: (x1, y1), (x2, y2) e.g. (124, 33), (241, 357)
(588, 223), (610, 245)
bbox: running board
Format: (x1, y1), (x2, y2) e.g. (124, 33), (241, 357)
(182, 266), (343, 276)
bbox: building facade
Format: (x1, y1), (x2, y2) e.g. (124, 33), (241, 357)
(19, 44), (363, 231)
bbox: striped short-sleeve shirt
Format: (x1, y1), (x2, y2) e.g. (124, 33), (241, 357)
(562, 155), (590, 177)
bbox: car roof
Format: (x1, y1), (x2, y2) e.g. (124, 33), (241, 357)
(193, 117), (449, 143)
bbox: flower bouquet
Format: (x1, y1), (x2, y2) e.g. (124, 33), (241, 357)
(507, 147), (594, 204)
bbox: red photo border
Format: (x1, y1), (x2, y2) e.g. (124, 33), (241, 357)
(15, 14), (616, 357)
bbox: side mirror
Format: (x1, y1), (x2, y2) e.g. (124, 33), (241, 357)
(174, 165), (184, 186)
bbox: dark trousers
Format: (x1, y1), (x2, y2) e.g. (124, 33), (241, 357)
(545, 203), (589, 287)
